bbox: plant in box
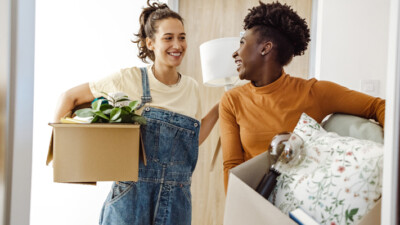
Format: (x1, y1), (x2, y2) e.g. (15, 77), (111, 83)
(74, 92), (146, 125)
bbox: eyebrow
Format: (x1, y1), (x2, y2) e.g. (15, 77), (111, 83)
(162, 33), (186, 36)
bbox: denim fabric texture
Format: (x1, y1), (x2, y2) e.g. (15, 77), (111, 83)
(99, 68), (200, 225)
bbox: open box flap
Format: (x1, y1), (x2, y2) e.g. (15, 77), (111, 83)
(46, 130), (54, 166)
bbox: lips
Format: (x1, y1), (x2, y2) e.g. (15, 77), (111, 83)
(168, 52), (182, 57)
(235, 58), (242, 71)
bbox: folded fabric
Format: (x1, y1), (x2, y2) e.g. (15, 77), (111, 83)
(269, 113), (383, 225)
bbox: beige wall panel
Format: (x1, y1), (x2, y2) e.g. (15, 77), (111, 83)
(179, 1), (312, 224)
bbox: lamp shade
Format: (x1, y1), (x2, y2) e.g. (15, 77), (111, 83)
(199, 37), (240, 87)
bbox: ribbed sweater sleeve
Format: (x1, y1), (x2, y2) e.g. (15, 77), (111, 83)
(219, 93), (245, 193)
(312, 81), (385, 127)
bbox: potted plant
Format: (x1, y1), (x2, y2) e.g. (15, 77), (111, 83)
(74, 92), (146, 125)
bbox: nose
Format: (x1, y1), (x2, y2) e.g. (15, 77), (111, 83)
(173, 39), (181, 50)
(232, 49), (238, 58)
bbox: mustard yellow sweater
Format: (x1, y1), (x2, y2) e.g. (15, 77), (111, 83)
(219, 72), (385, 192)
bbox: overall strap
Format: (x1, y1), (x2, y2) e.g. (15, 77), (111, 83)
(136, 67), (152, 110)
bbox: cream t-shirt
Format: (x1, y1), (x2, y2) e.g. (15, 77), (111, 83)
(89, 65), (202, 121)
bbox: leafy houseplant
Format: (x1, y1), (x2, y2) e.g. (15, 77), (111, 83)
(74, 92), (146, 125)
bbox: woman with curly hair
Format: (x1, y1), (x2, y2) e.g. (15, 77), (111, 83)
(219, 1), (385, 192)
(53, 1), (218, 224)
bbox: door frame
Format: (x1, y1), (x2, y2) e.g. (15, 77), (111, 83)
(0, 0), (35, 224)
(382, 0), (400, 224)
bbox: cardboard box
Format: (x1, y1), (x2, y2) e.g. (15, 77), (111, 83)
(47, 123), (143, 184)
(224, 151), (381, 225)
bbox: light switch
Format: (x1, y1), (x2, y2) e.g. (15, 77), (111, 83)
(360, 80), (380, 96)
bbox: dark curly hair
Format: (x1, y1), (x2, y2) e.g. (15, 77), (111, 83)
(244, 1), (310, 66)
(133, 0), (183, 63)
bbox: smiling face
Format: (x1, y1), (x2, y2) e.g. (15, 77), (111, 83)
(232, 28), (265, 81)
(146, 18), (186, 69)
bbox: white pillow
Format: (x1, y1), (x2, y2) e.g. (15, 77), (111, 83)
(322, 113), (384, 144)
(269, 113), (383, 225)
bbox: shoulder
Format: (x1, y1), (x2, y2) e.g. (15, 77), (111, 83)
(227, 83), (250, 97)
(310, 79), (349, 92)
(181, 74), (199, 85)
(221, 84), (249, 107)
(119, 66), (142, 79)
(180, 74), (200, 89)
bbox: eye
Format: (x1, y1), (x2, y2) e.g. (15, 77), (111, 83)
(240, 40), (244, 45)
(164, 36), (172, 40)
(179, 36), (186, 40)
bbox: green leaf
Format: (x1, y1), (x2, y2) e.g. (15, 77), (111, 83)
(120, 114), (132, 123)
(75, 108), (94, 117)
(132, 115), (147, 125)
(350, 208), (359, 215)
(114, 95), (128, 100)
(111, 118), (122, 123)
(129, 101), (139, 111)
(110, 108), (122, 121)
(116, 98), (130, 102)
(345, 208), (359, 222)
(91, 115), (99, 123)
(102, 109), (112, 115)
(121, 106), (131, 114)
(92, 99), (103, 111)
(94, 111), (109, 120)
(100, 104), (113, 111)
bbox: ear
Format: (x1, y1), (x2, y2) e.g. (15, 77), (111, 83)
(146, 37), (155, 51)
(260, 41), (273, 56)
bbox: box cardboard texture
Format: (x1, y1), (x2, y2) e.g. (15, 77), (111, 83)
(224, 151), (381, 225)
(47, 123), (144, 185)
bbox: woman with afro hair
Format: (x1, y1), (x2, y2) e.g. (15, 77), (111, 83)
(219, 1), (385, 192)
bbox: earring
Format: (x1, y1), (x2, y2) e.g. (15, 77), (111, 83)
(261, 52), (265, 56)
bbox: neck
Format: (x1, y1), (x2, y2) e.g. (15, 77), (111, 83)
(153, 62), (180, 85)
(253, 63), (283, 87)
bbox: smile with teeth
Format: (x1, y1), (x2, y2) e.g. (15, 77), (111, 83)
(235, 59), (242, 67)
(168, 52), (181, 56)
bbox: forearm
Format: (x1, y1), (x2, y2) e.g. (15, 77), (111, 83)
(53, 83), (95, 122)
(223, 158), (244, 193)
(199, 102), (219, 145)
(53, 93), (77, 122)
(316, 81), (386, 126)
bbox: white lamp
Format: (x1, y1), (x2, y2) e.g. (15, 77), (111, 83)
(199, 37), (248, 90)
(199, 37), (248, 170)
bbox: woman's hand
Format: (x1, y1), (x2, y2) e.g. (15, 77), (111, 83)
(198, 102), (219, 145)
(53, 83), (95, 122)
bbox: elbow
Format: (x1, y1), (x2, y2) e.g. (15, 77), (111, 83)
(60, 89), (80, 108)
(56, 90), (79, 115)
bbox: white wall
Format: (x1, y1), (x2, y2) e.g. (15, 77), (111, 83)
(31, 1), (169, 224)
(315, 0), (390, 98)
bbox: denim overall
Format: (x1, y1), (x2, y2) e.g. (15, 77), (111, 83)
(99, 67), (200, 225)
